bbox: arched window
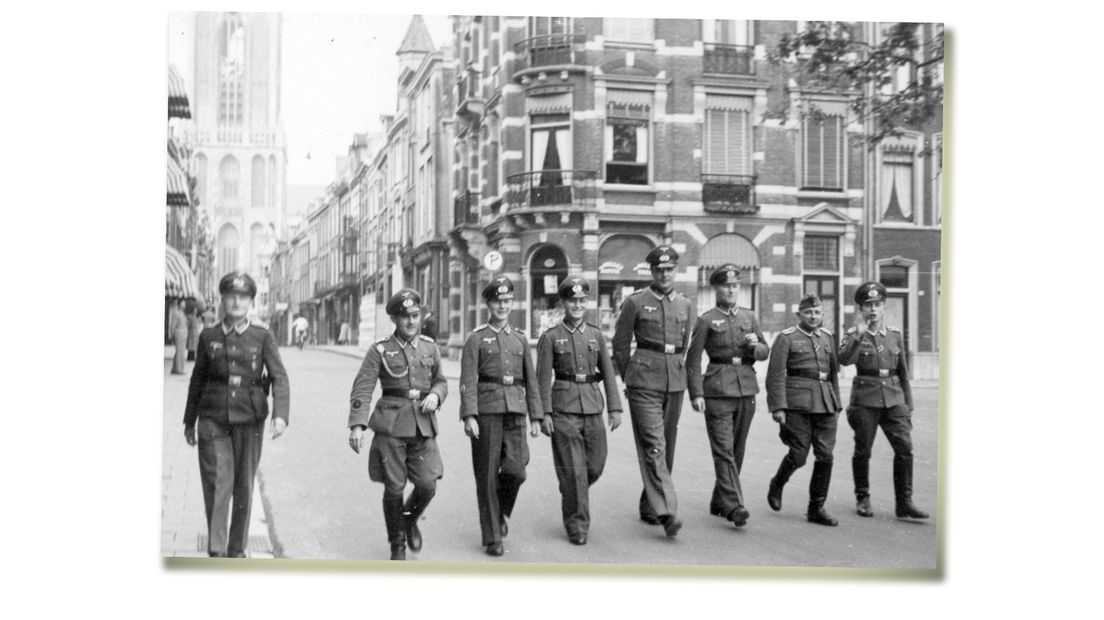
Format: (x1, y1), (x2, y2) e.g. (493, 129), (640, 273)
(697, 233), (760, 314)
(251, 155), (266, 208)
(217, 223), (240, 273)
(218, 13), (245, 126)
(219, 155), (240, 202)
(529, 244), (569, 338)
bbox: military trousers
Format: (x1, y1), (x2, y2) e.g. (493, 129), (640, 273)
(469, 414), (530, 547)
(626, 388), (683, 521)
(704, 396), (756, 517)
(368, 432), (444, 496)
(846, 404), (913, 461)
(549, 412), (608, 537)
(197, 418), (264, 557)
(778, 411), (838, 469)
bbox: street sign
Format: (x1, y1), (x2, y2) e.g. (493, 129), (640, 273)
(482, 250), (504, 273)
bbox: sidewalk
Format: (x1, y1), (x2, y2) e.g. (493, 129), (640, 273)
(161, 347), (275, 559)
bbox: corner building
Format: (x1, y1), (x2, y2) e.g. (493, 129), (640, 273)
(446, 17), (870, 351)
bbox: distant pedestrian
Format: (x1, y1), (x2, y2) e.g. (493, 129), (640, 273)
(186, 301), (201, 361)
(535, 276), (622, 546)
(169, 299), (188, 374)
(183, 271), (290, 558)
(348, 289), (447, 560)
(839, 281), (929, 520)
(764, 292), (842, 526)
(685, 264), (769, 528)
(292, 314), (309, 349)
(338, 321), (351, 345)
(459, 276), (543, 557)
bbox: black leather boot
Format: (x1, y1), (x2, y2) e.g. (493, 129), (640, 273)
(768, 459), (797, 511)
(382, 494), (406, 559)
(853, 456), (873, 517)
(390, 544), (406, 560)
(893, 455), (930, 519)
(403, 485), (435, 552)
(806, 461), (838, 526)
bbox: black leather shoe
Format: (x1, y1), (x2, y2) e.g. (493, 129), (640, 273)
(569, 533), (587, 546)
(806, 505), (839, 527)
(227, 551), (246, 558)
(729, 506), (750, 527)
(499, 515), (508, 538)
(660, 515), (683, 538)
(406, 518), (423, 552)
(709, 505), (726, 517)
(640, 514), (661, 525)
(208, 551), (226, 558)
(895, 501), (930, 520)
(390, 544), (406, 560)
(856, 497), (873, 517)
(767, 478), (783, 511)
(485, 542), (504, 556)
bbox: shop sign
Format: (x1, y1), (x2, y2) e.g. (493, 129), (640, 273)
(599, 261), (623, 276)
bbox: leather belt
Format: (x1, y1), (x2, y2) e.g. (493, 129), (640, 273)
(478, 374), (518, 386)
(554, 371), (604, 383)
(709, 356), (749, 365)
(636, 340), (684, 355)
(227, 375), (264, 387)
(858, 369), (898, 378)
(382, 388), (426, 400)
(788, 369), (829, 382)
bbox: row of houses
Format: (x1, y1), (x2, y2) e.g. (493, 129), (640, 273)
(266, 16), (944, 379)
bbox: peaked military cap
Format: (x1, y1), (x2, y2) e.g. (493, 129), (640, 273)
(798, 292), (822, 310)
(482, 276), (515, 302)
(645, 245), (679, 269)
(218, 271), (257, 298)
(854, 281), (888, 305)
(558, 276), (590, 300)
(386, 288), (422, 316)
(709, 263), (741, 286)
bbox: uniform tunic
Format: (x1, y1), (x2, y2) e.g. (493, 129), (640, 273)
(184, 319), (289, 556)
(611, 286), (693, 521)
(535, 321), (622, 537)
(765, 325), (841, 467)
(838, 325), (915, 461)
(459, 323), (542, 547)
(685, 305), (769, 517)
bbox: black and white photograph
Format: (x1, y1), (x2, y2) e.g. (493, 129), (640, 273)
(161, 12), (944, 569)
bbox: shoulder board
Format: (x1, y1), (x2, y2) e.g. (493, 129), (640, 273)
(846, 326), (857, 334)
(888, 326), (900, 332)
(375, 336), (390, 344)
(781, 327), (796, 335)
(419, 334), (435, 343)
(249, 321), (269, 330)
(586, 322), (600, 331)
(820, 327), (834, 336)
(473, 324), (488, 332)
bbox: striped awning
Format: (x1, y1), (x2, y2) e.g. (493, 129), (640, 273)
(166, 245), (200, 299)
(167, 155), (191, 207)
(168, 64), (191, 119)
(699, 233), (761, 270)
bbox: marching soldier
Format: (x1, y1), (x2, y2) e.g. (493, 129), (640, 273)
(764, 292), (842, 526)
(184, 271), (290, 558)
(535, 276), (623, 546)
(839, 281), (929, 520)
(686, 264), (769, 528)
(459, 276), (544, 556)
(612, 244), (693, 538)
(348, 289), (447, 560)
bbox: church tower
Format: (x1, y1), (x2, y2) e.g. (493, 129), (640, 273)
(188, 12), (286, 318)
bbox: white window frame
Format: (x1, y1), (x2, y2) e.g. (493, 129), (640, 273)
(875, 131), (924, 225)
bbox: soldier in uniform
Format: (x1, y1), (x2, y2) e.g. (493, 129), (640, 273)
(612, 244), (693, 538)
(764, 292), (842, 526)
(459, 276), (544, 556)
(184, 271), (290, 557)
(535, 276), (623, 546)
(839, 281), (929, 520)
(348, 289), (447, 560)
(686, 264), (769, 528)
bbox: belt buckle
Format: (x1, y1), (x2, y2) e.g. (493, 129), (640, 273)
(878, 369), (890, 377)
(664, 344), (675, 354)
(228, 375), (242, 387)
(818, 372), (828, 381)
(502, 375), (515, 386)
(732, 357), (741, 365)
(407, 389), (421, 400)
(575, 373), (587, 382)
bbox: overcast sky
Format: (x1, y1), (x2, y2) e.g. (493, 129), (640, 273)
(169, 12), (450, 188)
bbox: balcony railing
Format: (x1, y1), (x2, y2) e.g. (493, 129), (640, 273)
(703, 43), (754, 75)
(453, 190), (481, 227)
(506, 170), (598, 211)
(701, 174), (759, 214)
(514, 33), (586, 71)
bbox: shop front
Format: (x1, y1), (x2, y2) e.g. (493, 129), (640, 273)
(596, 234), (655, 336)
(528, 244), (569, 339)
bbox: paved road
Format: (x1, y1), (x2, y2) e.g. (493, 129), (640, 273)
(252, 346), (937, 568)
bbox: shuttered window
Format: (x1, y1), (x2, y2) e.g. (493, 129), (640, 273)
(704, 100), (751, 175)
(802, 114), (844, 190)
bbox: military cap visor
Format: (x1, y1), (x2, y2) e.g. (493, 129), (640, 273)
(482, 277), (515, 301)
(386, 289), (422, 316)
(558, 277), (590, 299)
(709, 264), (741, 286)
(218, 272), (257, 298)
(854, 282), (888, 305)
(645, 245), (680, 268)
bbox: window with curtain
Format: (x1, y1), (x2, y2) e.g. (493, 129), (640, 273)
(605, 93), (651, 185)
(218, 13), (245, 127)
(704, 96), (752, 175)
(531, 113), (571, 185)
(802, 113), (844, 190)
(251, 155), (266, 208)
(707, 19), (750, 44)
(604, 18), (653, 43)
(219, 155), (240, 202)
(881, 143), (916, 222)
